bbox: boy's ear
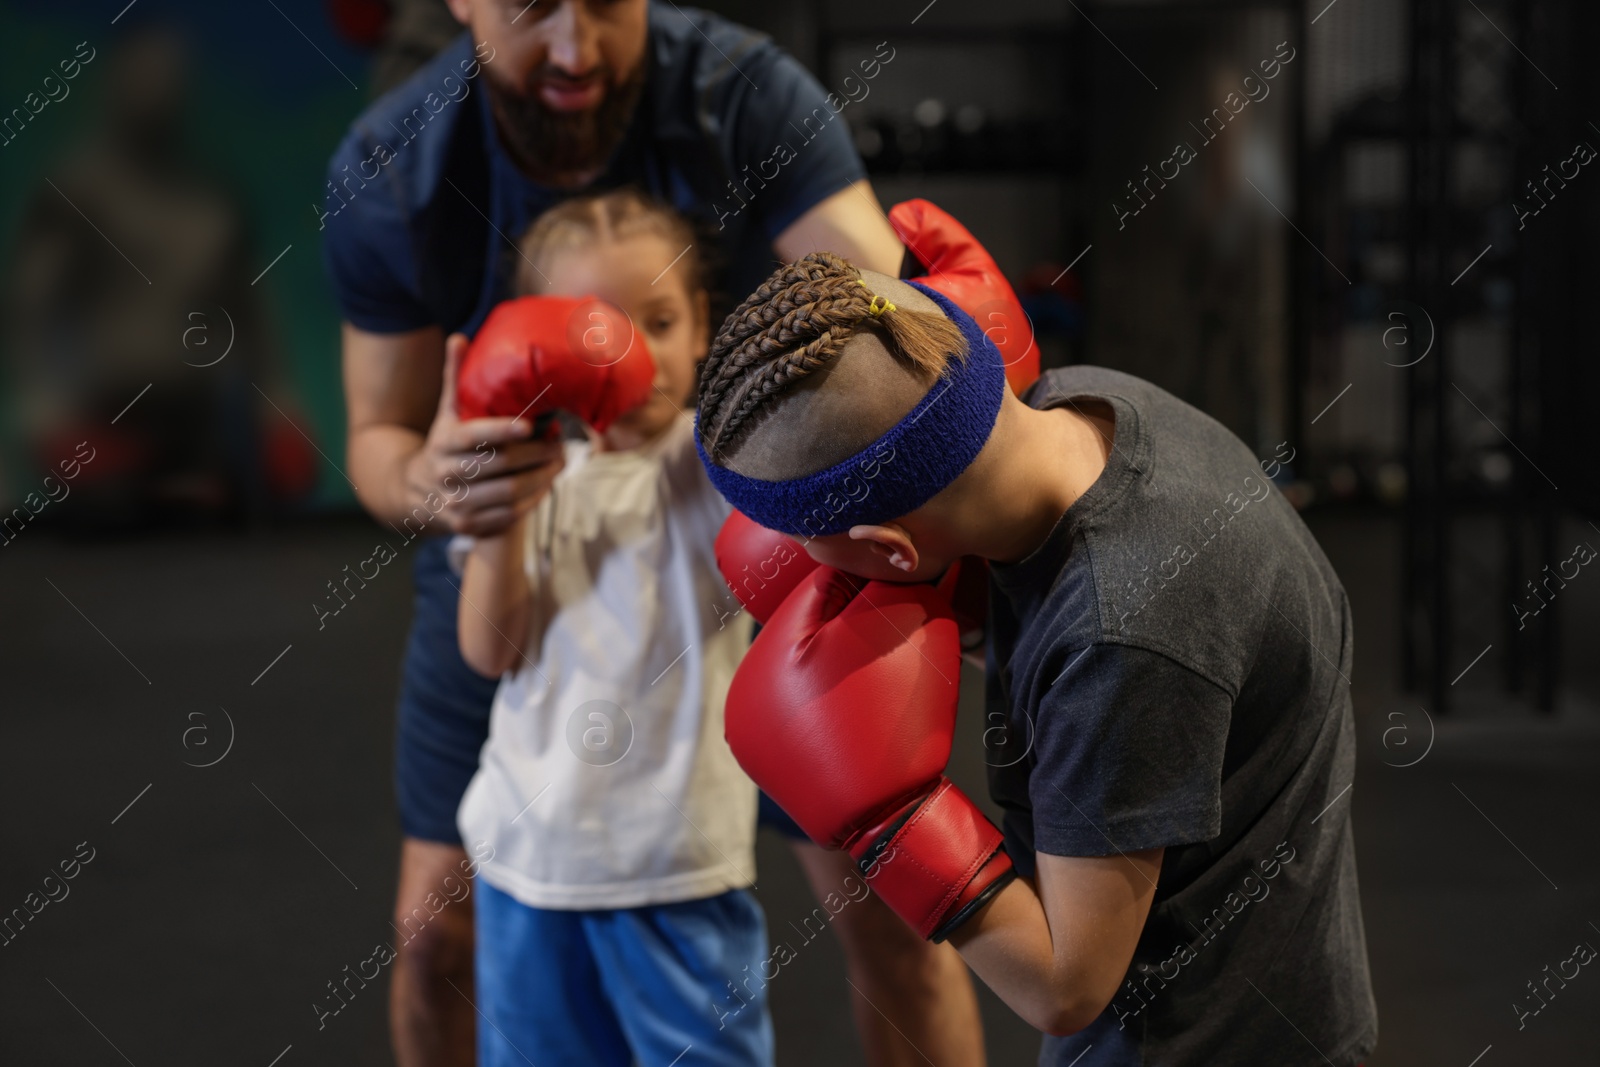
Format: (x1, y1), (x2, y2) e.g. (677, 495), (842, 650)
(849, 523), (920, 573)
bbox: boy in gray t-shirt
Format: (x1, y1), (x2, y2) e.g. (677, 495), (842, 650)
(988, 366), (1376, 1065)
(691, 246), (1378, 1066)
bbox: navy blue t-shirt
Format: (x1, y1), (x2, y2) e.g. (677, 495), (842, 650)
(321, 3), (866, 337)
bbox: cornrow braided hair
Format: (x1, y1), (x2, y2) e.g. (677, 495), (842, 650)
(697, 251), (968, 459)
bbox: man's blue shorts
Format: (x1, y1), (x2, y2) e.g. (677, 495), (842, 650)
(393, 535), (810, 843)
(474, 879), (774, 1067)
(393, 536), (500, 843)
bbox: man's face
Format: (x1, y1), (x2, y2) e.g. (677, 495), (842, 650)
(451, 0), (650, 188)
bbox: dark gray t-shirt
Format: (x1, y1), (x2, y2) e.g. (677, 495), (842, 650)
(984, 367), (1377, 1066)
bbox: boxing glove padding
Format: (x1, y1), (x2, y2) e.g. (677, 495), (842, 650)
(457, 295), (654, 432)
(724, 566), (1012, 941)
(726, 569), (960, 848)
(714, 511), (821, 625)
(855, 779), (1016, 942)
(889, 198), (1040, 394)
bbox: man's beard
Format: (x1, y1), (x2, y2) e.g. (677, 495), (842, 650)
(485, 62), (647, 189)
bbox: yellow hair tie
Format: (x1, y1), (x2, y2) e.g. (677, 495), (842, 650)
(855, 278), (896, 316)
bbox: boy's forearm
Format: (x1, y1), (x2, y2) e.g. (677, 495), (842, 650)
(947, 847), (1163, 1036)
(948, 878), (1096, 1035)
(457, 516), (532, 678)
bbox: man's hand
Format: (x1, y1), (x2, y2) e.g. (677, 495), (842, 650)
(403, 333), (564, 538)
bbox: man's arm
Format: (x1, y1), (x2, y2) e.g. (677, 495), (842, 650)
(343, 322), (440, 523)
(772, 179), (904, 275)
(948, 848), (1164, 1035)
(342, 322), (562, 534)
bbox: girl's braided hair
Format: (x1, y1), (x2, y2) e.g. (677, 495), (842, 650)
(696, 251), (968, 460)
(514, 187), (704, 298)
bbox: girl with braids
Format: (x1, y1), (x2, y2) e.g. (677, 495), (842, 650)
(451, 193), (990, 1067)
(450, 188), (779, 1066)
(695, 247), (1375, 1065)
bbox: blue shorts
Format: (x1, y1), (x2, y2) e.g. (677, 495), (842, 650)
(395, 536), (810, 844)
(393, 536), (499, 843)
(474, 879), (774, 1067)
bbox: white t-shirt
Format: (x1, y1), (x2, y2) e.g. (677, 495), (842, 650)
(455, 417), (756, 910)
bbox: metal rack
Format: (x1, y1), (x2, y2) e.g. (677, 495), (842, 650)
(809, 3), (1090, 370)
(1399, 0), (1562, 712)
(789, 0), (1588, 713)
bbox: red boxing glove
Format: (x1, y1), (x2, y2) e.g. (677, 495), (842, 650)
(726, 567), (1015, 941)
(456, 295), (655, 433)
(889, 198), (1040, 394)
(714, 511), (822, 625)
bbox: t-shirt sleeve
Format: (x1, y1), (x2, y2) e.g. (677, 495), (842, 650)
(320, 131), (434, 333)
(1027, 643), (1232, 856)
(719, 44), (869, 240)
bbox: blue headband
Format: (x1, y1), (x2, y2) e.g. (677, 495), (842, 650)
(694, 281), (1005, 538)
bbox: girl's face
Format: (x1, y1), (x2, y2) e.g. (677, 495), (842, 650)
(539, 231), (709, 444)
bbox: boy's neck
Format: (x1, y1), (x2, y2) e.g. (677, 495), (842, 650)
(962, 400), (1114, 566)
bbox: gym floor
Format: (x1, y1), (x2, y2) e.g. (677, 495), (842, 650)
(1, 510), (1596, 1065)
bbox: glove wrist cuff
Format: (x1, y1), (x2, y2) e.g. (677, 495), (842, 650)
(851, 777), (1013, 941)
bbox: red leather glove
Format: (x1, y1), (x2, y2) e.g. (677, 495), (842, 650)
(714, 511), (822, 625)
(726, 566), (1015, 941)
(889, 199), (1040, 394)
(456, 295), (655, 433)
